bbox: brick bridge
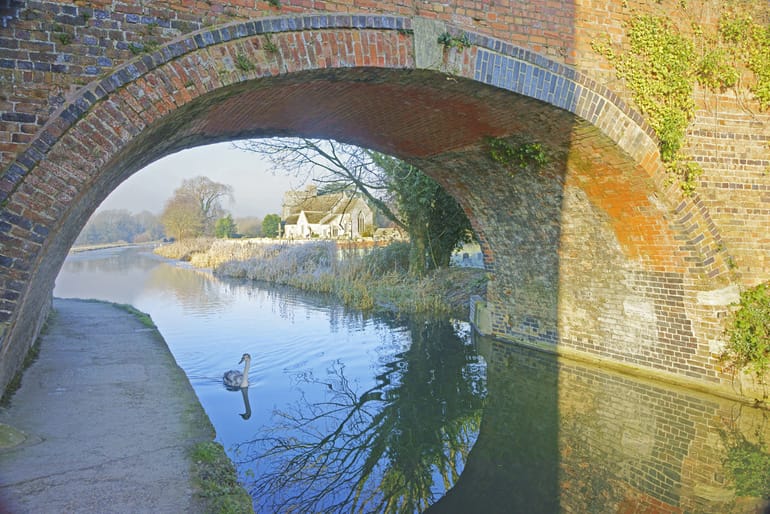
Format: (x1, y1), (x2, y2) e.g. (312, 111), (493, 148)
(0, 1), (768, 401)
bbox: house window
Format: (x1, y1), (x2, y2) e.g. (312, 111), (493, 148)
(357, 212), (366, 235)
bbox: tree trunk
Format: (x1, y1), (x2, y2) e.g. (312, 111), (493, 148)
(409, 224), (428, 277)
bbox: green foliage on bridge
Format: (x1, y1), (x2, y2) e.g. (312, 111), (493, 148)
(593, 6), (770, 195)
(723, 281), (770, 380)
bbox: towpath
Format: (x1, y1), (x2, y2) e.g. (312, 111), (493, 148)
(0, 298), (216, 513)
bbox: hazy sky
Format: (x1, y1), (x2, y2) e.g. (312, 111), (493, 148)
(97, 141), (309, 219)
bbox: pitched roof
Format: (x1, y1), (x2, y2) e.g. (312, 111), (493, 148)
(309, 194), (344, 212)
(304, 212), (329, 224)
(287, 192), (365, 215)
(283, 188), (371, 230)
(284, 214), (300, 225)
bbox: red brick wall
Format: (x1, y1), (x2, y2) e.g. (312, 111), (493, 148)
(0, 2), (768, 400)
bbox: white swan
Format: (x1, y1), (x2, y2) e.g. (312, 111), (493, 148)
(223, 353), (251, 390)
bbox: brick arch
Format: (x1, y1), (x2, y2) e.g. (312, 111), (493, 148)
(0, 14), (738, 396)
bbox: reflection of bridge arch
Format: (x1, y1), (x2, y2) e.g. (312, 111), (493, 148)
(0, 14), (741, 398)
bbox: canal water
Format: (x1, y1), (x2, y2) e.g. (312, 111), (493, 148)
(54, 245), (770, 513)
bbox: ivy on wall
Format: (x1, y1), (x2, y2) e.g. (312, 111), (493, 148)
(719, 12), (770, 109)
(592, 5), (770, 194)
(484, 136), (549, 177)
(722, 281), (770, 381)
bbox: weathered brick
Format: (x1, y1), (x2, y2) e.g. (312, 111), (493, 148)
(0, 2), (769, 403)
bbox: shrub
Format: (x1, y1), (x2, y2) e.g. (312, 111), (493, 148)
(723, 282), (770, 378)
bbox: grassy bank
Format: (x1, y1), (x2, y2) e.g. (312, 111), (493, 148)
(157, 239), (487, 319)
(191, 441), (254, 514)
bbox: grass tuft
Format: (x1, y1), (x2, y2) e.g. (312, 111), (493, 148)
(114, 303), (156, 328)
(191, 441), (254, 513)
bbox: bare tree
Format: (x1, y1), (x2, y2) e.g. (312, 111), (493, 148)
(233, 139), (473, 275)
(233, 138), (404, 231)
(160, 176), (234, 239)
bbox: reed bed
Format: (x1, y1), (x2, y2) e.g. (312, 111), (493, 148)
(212, 240), (486, 318)
(188, 239), (294, 269)
(154, 238), (215, 261)
(156, 238), (486, 317)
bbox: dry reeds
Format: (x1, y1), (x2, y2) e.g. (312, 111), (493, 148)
(157, 238), (486, 318)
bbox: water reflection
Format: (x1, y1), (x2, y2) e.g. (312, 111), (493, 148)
(56, 246), (236, 316)
(145, 263), (236, 316)
(430, 338), (770, 513)
(239, 388), (252, 420)
(54, 246), (770, 513)
(235, 317), (486, 513)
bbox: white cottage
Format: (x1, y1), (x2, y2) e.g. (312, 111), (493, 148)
(282, 185), (375, 239)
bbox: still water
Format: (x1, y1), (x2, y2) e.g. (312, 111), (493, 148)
(54, 246), (485, 513)
(55, 246), (770, 513)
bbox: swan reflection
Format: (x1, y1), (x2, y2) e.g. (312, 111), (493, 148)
(239, 387), (251, 420)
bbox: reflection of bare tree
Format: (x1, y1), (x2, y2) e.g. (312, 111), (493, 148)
(234, 318), (486, 513)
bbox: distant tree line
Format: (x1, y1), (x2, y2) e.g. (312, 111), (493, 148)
(77, 175), (282, 245)
(75, 209), (164, 245)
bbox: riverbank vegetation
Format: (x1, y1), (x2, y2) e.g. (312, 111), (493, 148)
(191, 441), (254, 514)
(722, 282), (770, 382)
(215, 241), (486, 318)
(154, 237), (216, 261)
(233, 138), (473, 276)
(156, 239), (487, 319)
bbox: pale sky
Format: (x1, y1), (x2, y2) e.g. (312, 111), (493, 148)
(97, 141), (308, 219)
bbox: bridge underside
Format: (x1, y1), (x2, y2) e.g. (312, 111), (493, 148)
(0, 18), (748, 400)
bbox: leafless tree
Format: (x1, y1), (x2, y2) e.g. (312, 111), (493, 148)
(160, 176), (233, 238)
(233, 138), (405, 231)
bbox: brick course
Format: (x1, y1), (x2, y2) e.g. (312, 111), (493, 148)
(0, 2), (768, 401)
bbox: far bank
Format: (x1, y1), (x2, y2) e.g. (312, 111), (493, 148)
(155, 238), (488, 320)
